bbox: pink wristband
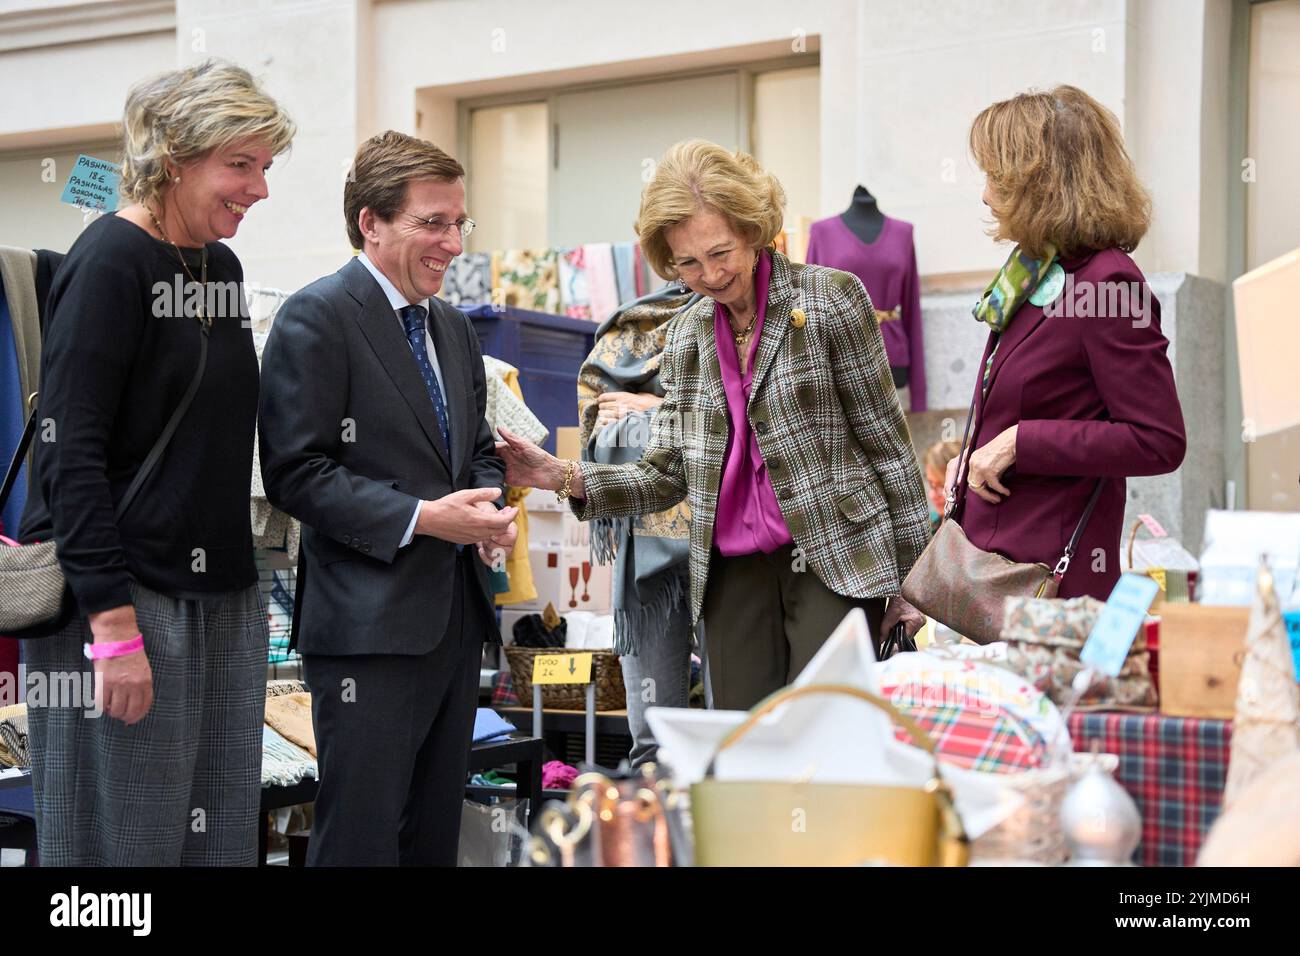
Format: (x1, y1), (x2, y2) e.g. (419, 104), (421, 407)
(83, 635), (144, 661)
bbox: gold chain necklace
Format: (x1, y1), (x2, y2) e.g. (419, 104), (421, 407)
(147, 206), (210, 330)
(729, 312), (757, 347)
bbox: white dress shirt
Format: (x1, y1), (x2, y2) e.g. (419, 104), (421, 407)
(356, 252), (450, 547)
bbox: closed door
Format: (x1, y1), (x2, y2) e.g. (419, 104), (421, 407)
(550, 73), (743, 248)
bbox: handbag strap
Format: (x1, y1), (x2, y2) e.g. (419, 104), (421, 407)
(0, 324), (209, 523)
(948, 330), (1106, 581)
(1054, 478), (1105, 582)
(113, 324), (209, 521)
(0, 401), (39, 513)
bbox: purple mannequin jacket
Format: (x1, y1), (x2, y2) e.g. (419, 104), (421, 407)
(956, 247), (1186, 600)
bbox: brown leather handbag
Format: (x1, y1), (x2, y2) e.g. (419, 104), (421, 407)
(902, 374), (1103, 645)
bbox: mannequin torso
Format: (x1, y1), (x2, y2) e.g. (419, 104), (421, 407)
(839, 185), (886, 244)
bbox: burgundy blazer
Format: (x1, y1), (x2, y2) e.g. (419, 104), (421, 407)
(956, 247), (1186, 599)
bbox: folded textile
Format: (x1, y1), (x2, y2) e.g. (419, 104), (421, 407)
(483, 355), (548, 446)
(264, 692), (316, 758)
(473, 707), (517, 744)
(542, 760), (579, 790)
(266, 679), (307, 698)
(558, 247), (593, 319)
(491, 670), (520, 707)
(612, 242), (639, 304)
(493, 248), (560, 313)
(261, 725), (318, 788)
(441, 251), (493, 307)
(583, 243), (620, 323)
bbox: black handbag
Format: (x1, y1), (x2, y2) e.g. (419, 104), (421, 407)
(877, 621), (917, 660)
(1, 322), (210, 637)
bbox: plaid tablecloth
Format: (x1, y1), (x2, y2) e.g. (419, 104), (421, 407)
(1068, 711), (1232, 867)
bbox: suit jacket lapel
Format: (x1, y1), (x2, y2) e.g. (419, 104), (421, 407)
(341, 258), (452, 473)
(747, 252), (796, 409)
(984, 303), (1050, 394)
(426, 298), (470, 478)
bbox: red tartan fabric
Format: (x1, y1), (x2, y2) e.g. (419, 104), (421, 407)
(1068, 711), (1232, 867)
(889, 706), (1046, 772)
(491, 669), (520, 708)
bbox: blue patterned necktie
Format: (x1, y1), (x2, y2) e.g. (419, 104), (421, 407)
(399, 304), (451, 459)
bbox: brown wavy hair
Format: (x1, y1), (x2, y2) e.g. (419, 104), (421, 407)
(969, 85), (1151, 259)
(636, 139), (787, 280)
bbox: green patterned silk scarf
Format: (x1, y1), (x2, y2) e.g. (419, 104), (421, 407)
(973, 243), (1059, 387)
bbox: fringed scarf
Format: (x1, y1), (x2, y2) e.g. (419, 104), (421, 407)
(577, 287), (699, 655)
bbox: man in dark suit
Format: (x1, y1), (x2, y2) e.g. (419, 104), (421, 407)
(259, 131), (517, 866)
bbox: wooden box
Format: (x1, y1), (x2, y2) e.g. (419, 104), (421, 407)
(1157, 605), (1249, 719)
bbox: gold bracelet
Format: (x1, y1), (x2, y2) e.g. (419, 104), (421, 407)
(556, 459), (576, 502)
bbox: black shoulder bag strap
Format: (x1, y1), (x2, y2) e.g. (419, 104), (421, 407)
(1, 325), (209, 523)
(945, 331), (1106, 582)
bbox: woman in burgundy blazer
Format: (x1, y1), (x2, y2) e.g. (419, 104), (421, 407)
(950, 86), (1186, 600)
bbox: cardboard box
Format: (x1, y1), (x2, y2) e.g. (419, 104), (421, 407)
(555, 426), (582, 462)
(1157, 605), (1249, 719)
(508, 544), (611, 614)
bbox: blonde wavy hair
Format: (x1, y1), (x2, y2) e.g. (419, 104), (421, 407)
(120, 59), (296, 206)
(636, 139), (787, 280)
(969, 85), (1150, 259)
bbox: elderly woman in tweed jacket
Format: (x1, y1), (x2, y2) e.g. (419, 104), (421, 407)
(498, 140), (930, 709)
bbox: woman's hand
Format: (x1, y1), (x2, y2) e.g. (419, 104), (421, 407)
(595, 391), (663, 430)
(88, 604), (154, 725)
(881, 595), (925, 640)
(495, 426), (570, 493)
(965, 425), (1018, 504)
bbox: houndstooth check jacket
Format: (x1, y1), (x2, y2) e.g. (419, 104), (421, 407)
(573, 250), (931, 624)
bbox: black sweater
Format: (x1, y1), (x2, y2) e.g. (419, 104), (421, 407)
(23, 214), (258, 613)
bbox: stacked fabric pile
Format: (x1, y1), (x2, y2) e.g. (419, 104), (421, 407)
(262, 681), (316, 788)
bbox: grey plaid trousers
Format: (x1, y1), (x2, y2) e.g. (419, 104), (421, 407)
(22, 580), (268, 866)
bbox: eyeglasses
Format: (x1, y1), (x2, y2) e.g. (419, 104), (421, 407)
(403, 212), (476, 240)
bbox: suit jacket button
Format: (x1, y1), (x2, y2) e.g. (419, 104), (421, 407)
(343, 534), (353, 544)
(769, 458), (782, 471)
(779, 487), (792, 500)
(362, 543), (372, 553)
(755, 421), (770, 435)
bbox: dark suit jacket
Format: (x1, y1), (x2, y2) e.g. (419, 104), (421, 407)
(258, 257), (504, 655)
(958, 247), (1186, 600)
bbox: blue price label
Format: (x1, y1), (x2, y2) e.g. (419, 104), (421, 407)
(59, 155), (121, 212)
(1081, 573), (1161, 677)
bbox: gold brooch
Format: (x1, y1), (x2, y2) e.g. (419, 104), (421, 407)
(790, 308), (807, 328)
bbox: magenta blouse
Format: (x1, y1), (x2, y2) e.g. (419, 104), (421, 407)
(712, 251), (795, 557)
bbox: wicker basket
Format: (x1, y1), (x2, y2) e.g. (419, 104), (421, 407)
(504, 646), (627, 711)
(971, 752), (1120, 864)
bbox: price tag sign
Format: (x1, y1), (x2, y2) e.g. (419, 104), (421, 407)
(59, 155), (121, 212)
(532, 652), (593, 685)
(1081, 573), (1161, 677)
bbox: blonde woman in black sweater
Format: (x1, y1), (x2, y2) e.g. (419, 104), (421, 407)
(20, 60), (294, 866)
